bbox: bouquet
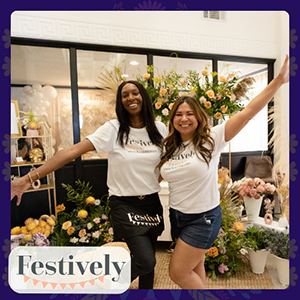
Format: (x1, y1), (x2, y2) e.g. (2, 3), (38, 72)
(234, 177), (276, 199)
(11, 232), (50, 250)
(136, 64), (255, 125)
(205, 180), (247, 279)
(50, 180), (114, 246)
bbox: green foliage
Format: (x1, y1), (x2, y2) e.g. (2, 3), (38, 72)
(244, 226), (267, 251)
(50, 181), (113, 247)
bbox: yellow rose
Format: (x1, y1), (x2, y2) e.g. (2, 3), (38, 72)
(155, 102), (162, 109)
(26, 219), (39, 231)
(207, 246), (219, 258)
(78, 229), (87, 238)
(67, 226), (75, 235)
(168, 103), (174, 110)
(86, 196), (95, 205)
(159, 88), (167, 96)
(202, 69), (210, 76)
(62, 221), (72, 230)
(78, 210), (88, 219)
(221, 105), (228, 113)
(204, 101), (212, 109)
(143, 73), (150, 80)
(214, 112), (222, 119)
(11, 226), (21, 235)
(56, 204), (66, 213)
(44, 230), (51, 237)
(39, 221), (47, 228)
(25, 218), (34, 226)
(233, 222), (244, 232)
(219, 75), (227, 82)
(31, 227), (40, 235)
(47, 218), (56, 226)
(206, 90), (215, 98)
(20, 226), (28, 234)
(24, 234), (32, 241)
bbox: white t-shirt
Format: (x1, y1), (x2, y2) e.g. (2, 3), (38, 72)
(86, 119), (167, 197)
(160, 122), (228, 214)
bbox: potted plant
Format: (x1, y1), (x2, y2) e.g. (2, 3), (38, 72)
(234, 177), (276, 222)
(244, 226), (269, 274)
(264, 228), (289, 286)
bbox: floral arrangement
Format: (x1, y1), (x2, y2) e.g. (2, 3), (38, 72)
(205, 180), (247, 279)
(234, 177), (276, 199)
(11, 232), (50, 250)
(218, 167), (231, 185)
(136, 64), (255, 125)
(11, 214), (56, 238)
(50, 180), (114, 246)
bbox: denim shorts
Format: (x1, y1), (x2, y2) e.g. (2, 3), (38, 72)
(169, 205), (222, 249)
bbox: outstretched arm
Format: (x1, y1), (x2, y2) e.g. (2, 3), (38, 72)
(225, 55), (289, 142)
(11, 138), (95, 206)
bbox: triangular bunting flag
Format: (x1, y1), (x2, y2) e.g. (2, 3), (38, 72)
(88, 279), (95, 286)
(79, 281), (86, 288)
(50, 282), (58, 290)
(60, 283), (67, 290)
(69, 283), (76, 290)
(24, 275), (30, 283)
(41, 281), (48, 288)
(32, 279), (39, 286)
(98, 275), (104, 283)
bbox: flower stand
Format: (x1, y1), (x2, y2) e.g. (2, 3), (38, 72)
(243, 196), (263, 223)
(275, 255), (289, 286)
(248, 249), (269, 274)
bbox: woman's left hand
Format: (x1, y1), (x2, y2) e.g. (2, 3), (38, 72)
(277, 55), (289, 85)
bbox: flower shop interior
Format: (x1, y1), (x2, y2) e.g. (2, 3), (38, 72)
(10, 11), (291, 289)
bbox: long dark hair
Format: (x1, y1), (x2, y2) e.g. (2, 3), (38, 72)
(157, 96), (215, 170)
(115, 80), (163, 148)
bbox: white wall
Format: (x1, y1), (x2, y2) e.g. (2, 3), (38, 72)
(11, 10), (289, 174)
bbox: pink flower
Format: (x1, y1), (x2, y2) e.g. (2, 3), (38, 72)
(249, 188), (257, 198)
(265, 183), (276, 194)
(264, 198), (271, 204)
(218, 263), (229, 274)
(256, 185), (265, 194)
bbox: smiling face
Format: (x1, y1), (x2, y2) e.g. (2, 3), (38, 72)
(173, 102), (198, 142)
(121, 83), (143, 117)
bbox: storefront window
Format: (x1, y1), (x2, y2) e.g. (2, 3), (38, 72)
(76, 50), (148, 160)
(217, 61), (269, 152)
(11, 45), (72, 155)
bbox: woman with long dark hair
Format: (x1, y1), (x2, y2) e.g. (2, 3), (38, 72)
(11, 80), (167, 289)
(157, 55), (289, 289)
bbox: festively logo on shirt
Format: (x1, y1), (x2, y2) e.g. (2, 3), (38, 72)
(126, 138), (156, 153)
(163, 150), (195, 169)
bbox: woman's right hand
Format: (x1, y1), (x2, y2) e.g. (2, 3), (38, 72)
(11, 176), (32, 206)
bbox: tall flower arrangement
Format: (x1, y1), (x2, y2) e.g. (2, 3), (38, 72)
(205, 180), (247, 279)
(50, 180), (114, 246)
(136, 65), (255, 125)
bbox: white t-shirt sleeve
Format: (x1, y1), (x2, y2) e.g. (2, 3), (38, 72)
(211, 121), (228, 155)
(156, 121), (168, 138)
(86, 120), (118, 154)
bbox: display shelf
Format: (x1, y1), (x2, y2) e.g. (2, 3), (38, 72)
(241, 216), (289, 233)
(11, 114), (57, 216)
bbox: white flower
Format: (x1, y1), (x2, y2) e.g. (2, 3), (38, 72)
(92, 231), (101, 239)
(79, 236), (89, 243)
(240, 248), (248, 255)
(155, 115), (162, 122)
(162, 108), (169, 116)
(108, 227), (114, 235)
(87, 222), (93, 230)
(199, 96), (207, 104)
(70, 237), (79, 244)
(95, 199), (100, 205)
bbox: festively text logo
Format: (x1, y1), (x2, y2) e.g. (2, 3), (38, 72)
(9, 246), (131, 294)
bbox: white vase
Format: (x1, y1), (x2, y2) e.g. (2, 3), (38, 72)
(248, 248), (269, 274)
(275, 256), (289, 286)
(243, 196), (263, 222)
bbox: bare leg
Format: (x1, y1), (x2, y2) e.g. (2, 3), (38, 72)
(169, 238), (208, 289)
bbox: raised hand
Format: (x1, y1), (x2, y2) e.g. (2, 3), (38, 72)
(277, 55), (289, 85)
